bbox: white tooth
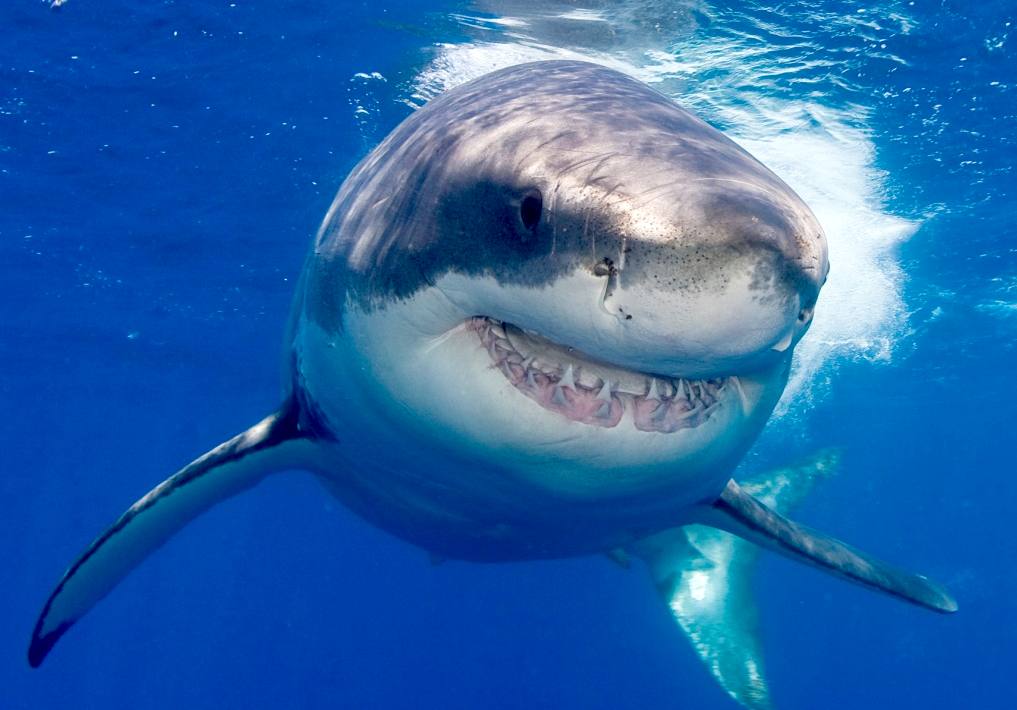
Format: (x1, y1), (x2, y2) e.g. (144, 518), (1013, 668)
(731, 376), (750, 413)
(645, 379), (660, 401)
(526, 369), (538, 388)
(551, 386), (568, 406)
(597, 381), (613, 401)
(680, 379), (691, 399)
(771, 328), (794, 353)
(560, 364), (576, 390)
(673, 404), (702, 422)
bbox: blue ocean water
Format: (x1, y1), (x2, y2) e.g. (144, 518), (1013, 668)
(2, 1), (1014, 708)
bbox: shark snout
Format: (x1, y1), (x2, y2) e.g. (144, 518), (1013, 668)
(591, 238), (824, 377)
(567, 164), (828, 377)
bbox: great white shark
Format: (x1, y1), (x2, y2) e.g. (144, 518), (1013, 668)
(28, 61), (955, 707)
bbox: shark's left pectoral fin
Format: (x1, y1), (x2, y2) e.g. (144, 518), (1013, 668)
(635, 528), (774, 709)
(632, 450), (841, 710)
(701, 479), (958, 613)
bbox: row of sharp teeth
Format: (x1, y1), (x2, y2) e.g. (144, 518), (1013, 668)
(473, 316), (733, 406)
(537, 362), (725, 405)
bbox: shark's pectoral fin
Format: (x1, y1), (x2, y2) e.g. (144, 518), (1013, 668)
(28, 403), (316, 668)
(634, 528), (773, 710)
(699, 479), (958, 613)
(631, 450), (841, 709)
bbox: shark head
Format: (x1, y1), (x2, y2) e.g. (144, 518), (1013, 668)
(296, 60), (828, 550)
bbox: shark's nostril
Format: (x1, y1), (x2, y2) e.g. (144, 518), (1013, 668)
(593, 257), (621, 317)
(592, 257), (614, 278)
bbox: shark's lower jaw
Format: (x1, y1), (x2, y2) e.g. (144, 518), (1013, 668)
(470, 316), (736, 433)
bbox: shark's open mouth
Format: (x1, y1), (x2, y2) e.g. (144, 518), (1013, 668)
(470, 317), (736, 432)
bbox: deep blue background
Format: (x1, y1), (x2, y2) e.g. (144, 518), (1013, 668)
(2, 1), (1014, 708)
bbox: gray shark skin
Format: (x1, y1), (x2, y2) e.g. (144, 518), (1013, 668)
(28, 61), (955, 707)
(308, 61), (823, 327)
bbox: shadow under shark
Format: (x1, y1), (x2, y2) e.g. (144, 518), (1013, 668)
(28, 61), (955, 708)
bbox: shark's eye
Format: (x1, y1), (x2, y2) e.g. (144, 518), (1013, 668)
(519, 189), (542, 232)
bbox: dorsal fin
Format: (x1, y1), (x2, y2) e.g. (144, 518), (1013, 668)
(28, 403), (317, 667)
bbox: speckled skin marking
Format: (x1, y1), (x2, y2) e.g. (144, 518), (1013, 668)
(305, 60), (826, 331)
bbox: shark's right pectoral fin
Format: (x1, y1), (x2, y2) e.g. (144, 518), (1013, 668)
(700, 479), (958, 614)
(28, 405), (316, 668)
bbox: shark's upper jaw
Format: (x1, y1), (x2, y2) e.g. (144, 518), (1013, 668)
(470, 316), (739, 433)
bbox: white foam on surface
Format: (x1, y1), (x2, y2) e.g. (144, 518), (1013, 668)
(555, 9), (609, 23)
(729, 112), (918, 414)
(409, 6), (918, 416)
(977, 276), (1017, 317)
